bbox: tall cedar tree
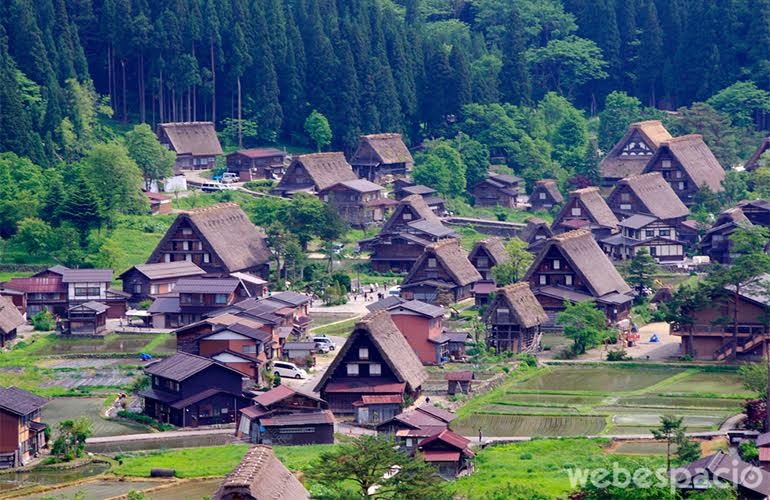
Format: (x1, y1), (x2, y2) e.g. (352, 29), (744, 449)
(499, 7), (530, 105)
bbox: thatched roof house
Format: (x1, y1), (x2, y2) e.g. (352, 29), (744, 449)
(158, 122), (223, 171)
(607, 172), (689, 221)
(745, 136), (770, 171)
(401, 239), (482, 304)
(351, 133), (414, 182)
(468, 238), (509, 281)
(483, 283), (548, 328)
(147, 203), (271, 276)
(600, 120), (672, 184)
(273, 152), (358, 196)
(314, 311), (428, 414)
(529, 179), (564, 210)
(552, 187), (619, 238)
(212, 445), (310, 500)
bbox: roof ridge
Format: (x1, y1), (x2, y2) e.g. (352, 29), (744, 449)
(502, 282), (529, 292)
(161, 121), (215, 126)
(297, 151), (344, 159)
(663, 134), (702, 144)
(428, 238), (459, 250)
(552, 229), (591, 241)
(631, 120), (664, 126)
(187, 202), (240, 214)
(536, 179), (556, 185)
(570, 186), (600, 195)
(364, 132), (401, 139)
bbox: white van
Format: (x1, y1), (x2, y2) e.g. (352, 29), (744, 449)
(313, 335), (336, 351)
(272, 361), (307, 379)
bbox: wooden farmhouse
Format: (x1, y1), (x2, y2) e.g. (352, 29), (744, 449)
(157, 122), (223, 171)
(119, 261), (206, 304)
(551, 187), (619, 240)
(237, 385), (333, 446)
(392, 181), (448, 215)
(606, 172), (689, 224)
(226, 148), (286, 181)
(744, 136), (770, 171)
(737, 199), (770, 227)
(63, 301), (108, 335)
(272, 152), (358, 196)
(483, 283), (548, 353)
(674, 273), (770, 360)
(350, 133), (414, 183)
(600, 215), (686, 262)
(671, 450), (770, 499)
(599, 120), (672, 185)
(524, 229), (633, 325)
(140, 352), (250, 427)
(314, 311), (427, 416)
(0, 387), (47, 469)
(471, 172), (522, 208)
(417, 429), (475, 479)
(446, 371), (474, 395)
(60, 268), (126, 319)
(318, 179), (396, 228)
(529, 179), (564, 211)
(212, 445), (310, 500)
(376, 404), (455, 453)
(4, 268), (68, 317)
(701, 207), (752, 265)
(0, 296), (24, 348)
(641, 134), (725, 206)
(148, 277), (250, 328)
(400, 239), (482, 304)
(519, 217), (553, 251)
(146, 203), (271, 278)
(468, 238), (510, 281)
(363, 195), (457, 273)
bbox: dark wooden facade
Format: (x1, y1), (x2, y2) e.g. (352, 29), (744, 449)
(600, 216), (685, 262)
(400, 240), (481, 304)
(226, 148), (286, 181)
(529, 179), (563, 211)
(319, 180), (393, 228)
(0, 387), (47, 469)
(119, 262), (206, 304)
(471, 174), (521, 208)
(157, 122), (222, 171)
(350, 133), (414, 183)
(63, 302), (108, 335)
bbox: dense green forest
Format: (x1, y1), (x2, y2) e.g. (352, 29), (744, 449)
(5, 0), (770, 161)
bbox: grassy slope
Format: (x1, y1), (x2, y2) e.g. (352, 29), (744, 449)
(112, 443), (335, 478)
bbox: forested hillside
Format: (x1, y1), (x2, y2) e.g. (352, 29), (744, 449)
(3, 0), (770, 162)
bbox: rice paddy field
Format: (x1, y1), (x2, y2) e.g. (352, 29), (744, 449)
(451, 363), (752, 437)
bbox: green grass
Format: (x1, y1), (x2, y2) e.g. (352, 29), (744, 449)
(310, 317), (360, 336)
(444, 197), (554, 224)
(450, 438), (664, 498)
(455, 226), (487, 251)
(112, 443), (334, 478)
(514, 366), (685, 393)
(0, 271), (32, 281)
(105, 228), (164, 274)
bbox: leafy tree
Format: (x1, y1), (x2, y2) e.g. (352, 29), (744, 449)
(527, 36), (608, 98)
(12, 217), (52, 255)
(738, 360), (768, 398)
(125, 123), (175, 190)
(456, 134), (489, 190)
(556, 300), (609, 355)
(306, 434), (443, 498)
(651, 415), (685, 473)
(626, 248), (657, 300)
(58, 169), (105, 246)
(598, 91), (641, 152)
(413, 155), (450, 195)
(81, 142), (147, 216)
(431, 143), (466, 197)
(707, 81), (770, 129)
(304, 110), (332, 151)
(670, 102), (740, 168)
(491, 239), (534, 286)
(51, 417), (93, 461)
(739, 440), (760, 462)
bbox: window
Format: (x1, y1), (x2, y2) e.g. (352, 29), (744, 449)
(164, 254), (171, 263)
(660, 229), (670, 237)
(403, 213), (412, 220)
(571, 207), (581, 216)
(477, 257), (488, 268)
(182, 228), (192, 235)
(370, 363), (382, 376)
(215, 294), (228, 304)
(428, 258), (437, 268)
(662, 160), (671, 168)
(74, 287), (100, 297)
(645, 230), (655, 239)
(678, 181), (685, 190)
(243, 345), (257, 354)
(675, 171), (682, 179)
(358, 347), (369, 360)
(496, 308), (510, 321)
(133, 284), (142, 294)
(649, 246), (657, 256)
(180, 294), (192, 305)
(406, 438), (414, 447)
(150, 284), (159, 294)
(565, 275), (573, 285)
(620, 204), (632, 211)
(539, 275), (547, 285)
(185, 254), (192, 262)
(203, 253), (210, 263)
(553, 259), (560, 270)
(182, 241), (190, 251)
(347, 363), (359, 376)
(539, 192), (546, 199)
(620, 192), (630, 202)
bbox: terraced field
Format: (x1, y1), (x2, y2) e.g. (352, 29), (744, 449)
(451, 364), (750, 437)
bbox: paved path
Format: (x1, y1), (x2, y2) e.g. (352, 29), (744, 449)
(86, 428), (234, 444)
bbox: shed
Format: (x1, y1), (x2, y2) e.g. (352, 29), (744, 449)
(445, 371), (474, 395)
(353, 394), (404, 426)
(282, 342), (317, 367)
(64, 301), (108, 336)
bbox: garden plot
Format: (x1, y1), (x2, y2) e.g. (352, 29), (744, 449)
(661, 371), (749, 395)
(41, 368), (138, 389)
(515, 366), (684, 392)
(44, 398), (149, 437)
(616, 395), (744, 410)
(612, 413), (724, 428)
(452, 414), (607, 437)
(482, 404), (580, 414)
(609, 441), (672, 455)
(41, 334), (159, 354)
(501, 393), (607, 406)
(24, 479), (156, 500)
(39, 358), (146, 369)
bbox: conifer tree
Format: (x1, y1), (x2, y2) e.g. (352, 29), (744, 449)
(499, 7), (530, 105)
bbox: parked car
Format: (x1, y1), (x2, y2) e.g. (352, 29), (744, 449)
(387, 286), (401, 297)
(201, 182), (235, 192)
(272, 361), (307, 379)
(314, 343), (331, 354)
(221, 172), (240, 183)
(313, 335), (336, 351)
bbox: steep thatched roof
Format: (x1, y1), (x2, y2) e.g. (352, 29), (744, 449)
(314, 311), (428, 393)
(404, 239), (482, 287)
(483, 283), (547, 328)
(212, 445), (310, 500)
(285, 152), (358, 191)
(532, 179), (563, 203)
(469, 238), (509, 267)
(745, 137), (770, 171)
(353, 133), (414, 165)
(0, 296), (24, 334)
(612, 172), (689, 220)
(526, 229), (631, 297)
(600, 121), (672, 179)
(382, 194), (444, 233)
(148, 203), (271, 273)
(520, 217), (553, 243)
(644, 135), (725, 192)
(159, 122), (223, 156)
(555, 187), (619, 230)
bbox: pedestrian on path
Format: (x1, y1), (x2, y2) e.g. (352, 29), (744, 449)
(479, 428), (483, 443)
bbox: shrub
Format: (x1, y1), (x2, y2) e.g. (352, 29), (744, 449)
(516, 353), (538, 368)
(519, 452), (533, 460)
(606, 349), (631, 361)
(555, 348), (577, 360)
(273, 373), (282, 387)
(739, 440), (759, 462)
(243, 179), (275, 192)
(116, 410), (174, 431)
(678, 354), (694, 362)
(31, 310), (55, 331)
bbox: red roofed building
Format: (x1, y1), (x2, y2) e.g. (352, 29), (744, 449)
(145, 192), (173, 215)
(226, 148), (287, 181)
(417, 429), (475, 479)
